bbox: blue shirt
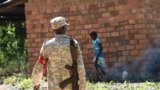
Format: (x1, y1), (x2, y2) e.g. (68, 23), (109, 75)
(92, 37), (104, 57)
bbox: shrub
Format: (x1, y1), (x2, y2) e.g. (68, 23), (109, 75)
(0, 22), (27, 77)
(3, 75), (33, 90)
(3, 76), (17, 86)
(18, 78), (33, 90)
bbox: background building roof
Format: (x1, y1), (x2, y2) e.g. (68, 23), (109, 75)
(0, 0), (26, 21)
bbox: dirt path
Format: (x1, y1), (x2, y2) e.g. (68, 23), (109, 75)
(0, 85), (19, 90)
(0, 82), (47, 90)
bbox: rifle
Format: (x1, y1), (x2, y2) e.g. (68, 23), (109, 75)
(59, 39), (79, 90)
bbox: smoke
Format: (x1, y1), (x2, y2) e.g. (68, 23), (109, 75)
(86, 45), (160, 82)
(106, 47), (160, 82)
(142, 47), (160, 81)
(122, 70), (128, 81)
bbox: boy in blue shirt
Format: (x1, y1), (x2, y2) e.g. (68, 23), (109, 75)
(90, 31), (106, 79)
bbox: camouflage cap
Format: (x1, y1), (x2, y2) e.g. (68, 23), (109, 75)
(50, 16), (69, 30)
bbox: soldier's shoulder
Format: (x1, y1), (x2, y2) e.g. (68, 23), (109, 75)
(73, 39), (78, 44)
(44, 38), (56, 45)
(72, 39), (79, 47)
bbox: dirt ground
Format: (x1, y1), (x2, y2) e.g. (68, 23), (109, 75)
(0, 85), (19, 90)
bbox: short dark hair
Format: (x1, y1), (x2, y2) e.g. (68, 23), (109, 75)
(90, 31), (97, 36)
(54, 26), (66, 34)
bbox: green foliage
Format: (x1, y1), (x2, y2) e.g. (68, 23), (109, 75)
(2, 75), (160, 90)
(0, 22), (27, 77)
(86, 81), (160, 90)
(3, 75), (33, 90)
(18, 78), (33, 90)
(3, 76), (17, 86)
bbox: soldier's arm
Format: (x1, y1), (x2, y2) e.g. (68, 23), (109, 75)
(31, 42), (47, 88)
(31, 55), (44, 87)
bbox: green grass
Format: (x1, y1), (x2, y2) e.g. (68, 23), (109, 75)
(2, 76), (160, 90)
(3, 75), (33, 90)
(87, 81), (160, 90)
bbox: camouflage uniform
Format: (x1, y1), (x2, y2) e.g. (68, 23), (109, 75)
(32, 35), (86, 90)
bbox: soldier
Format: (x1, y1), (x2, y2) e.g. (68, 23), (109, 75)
(32, 16), (86, 90)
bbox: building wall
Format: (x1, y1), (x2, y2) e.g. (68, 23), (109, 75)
(25, 0), (160, 75)
(145, 0), (160, 47)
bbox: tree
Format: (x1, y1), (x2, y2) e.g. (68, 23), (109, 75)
(0, 22), (27, 76)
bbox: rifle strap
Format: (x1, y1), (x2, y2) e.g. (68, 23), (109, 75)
(70, 38), (74, 46)
(70, 38), (79, 90)
(59, 38), (79, 90)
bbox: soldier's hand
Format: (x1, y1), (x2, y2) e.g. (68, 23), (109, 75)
(34, 85), (40, 90)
